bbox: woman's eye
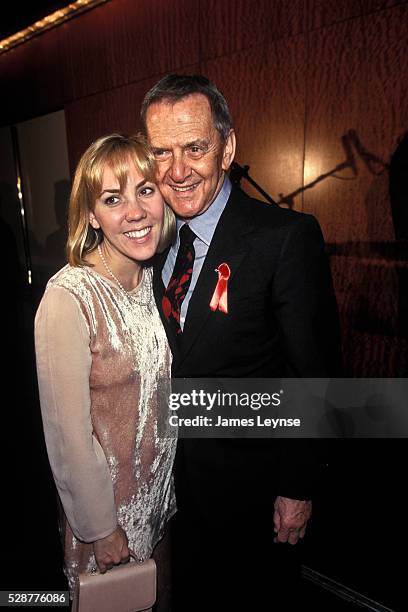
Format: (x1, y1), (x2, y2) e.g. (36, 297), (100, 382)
(104, 195), (121, 205)
(139, 186), (154, 197)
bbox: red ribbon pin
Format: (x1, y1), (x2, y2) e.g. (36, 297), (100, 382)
(209, 263), (230, 314)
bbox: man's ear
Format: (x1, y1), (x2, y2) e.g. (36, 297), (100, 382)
(89, 212), (100, 229)
(222, 129), (236, 172)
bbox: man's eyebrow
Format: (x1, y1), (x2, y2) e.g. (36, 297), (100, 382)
(150, 140), (209, 152)
(184, 139), (208, 148)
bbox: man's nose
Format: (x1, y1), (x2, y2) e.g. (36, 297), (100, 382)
(169, 153), (192, 183)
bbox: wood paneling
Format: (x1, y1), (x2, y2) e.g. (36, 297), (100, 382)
(199, 0), (306, 60)
(202, 36), (306, 210)
(359, 0), (408, 14)
(340, 329), (408, 376)
(304, 3), (408, 376)
(330, 255), (408, 374)
(303, 4), (408, 243)
(307, 0), (408, 30)
(64, 66), (200, 172)
(0, 0), (199, 125)
(307, 0), (364, 30)
(304, 4), (408, 375)
(361, 3), (408, 170)
(303, 16), (370, 242)
(65, 77), (160, 172)
(62, 0), (199, 100)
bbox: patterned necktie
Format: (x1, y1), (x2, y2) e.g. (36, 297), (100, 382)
(162, 224), (196, 335)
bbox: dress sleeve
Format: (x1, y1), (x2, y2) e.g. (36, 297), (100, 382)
(35, 285), (118, 542)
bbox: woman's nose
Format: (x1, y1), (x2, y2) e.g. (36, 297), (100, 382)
(125, 199), (147, 221)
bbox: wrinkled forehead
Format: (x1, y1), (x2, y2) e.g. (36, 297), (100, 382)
(145, 94), (219, 145)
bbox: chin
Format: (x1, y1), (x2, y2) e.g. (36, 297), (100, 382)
(139, 245), (159, 260)
(128, 241), (159, 262)
(171, 200), (205, 218)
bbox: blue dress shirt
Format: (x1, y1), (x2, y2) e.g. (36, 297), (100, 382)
(162, 176), (232, 330)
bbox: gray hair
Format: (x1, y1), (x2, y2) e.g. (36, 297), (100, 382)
(141, 74), (233, 141)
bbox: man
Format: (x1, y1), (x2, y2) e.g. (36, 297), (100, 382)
(142, 75), (341, 610)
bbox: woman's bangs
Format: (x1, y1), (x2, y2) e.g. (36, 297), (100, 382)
(87, 143), (155, 198)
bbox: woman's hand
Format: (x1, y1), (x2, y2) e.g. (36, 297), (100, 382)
(93, 525), (130, 573)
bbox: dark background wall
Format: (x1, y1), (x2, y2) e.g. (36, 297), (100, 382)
(1, 1), (408, 610)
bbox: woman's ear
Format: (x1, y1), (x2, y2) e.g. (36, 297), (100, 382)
(89, 212), (100, 229)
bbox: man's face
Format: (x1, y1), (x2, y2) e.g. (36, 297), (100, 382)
(145, 93), (235, 218)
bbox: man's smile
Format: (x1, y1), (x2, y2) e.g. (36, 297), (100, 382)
(169, 182), (200, 193)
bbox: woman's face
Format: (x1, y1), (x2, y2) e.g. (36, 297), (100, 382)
(89, 159), (164, 264)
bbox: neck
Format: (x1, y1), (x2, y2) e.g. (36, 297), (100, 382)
(96, 243), (142, 291)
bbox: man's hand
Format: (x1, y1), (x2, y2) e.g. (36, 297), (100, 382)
(93, 525), (130, 573)
(273, 496), (312, 545)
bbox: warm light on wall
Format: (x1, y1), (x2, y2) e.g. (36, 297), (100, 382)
(304, 154), (323, 185)
(0, 0), (109, 55)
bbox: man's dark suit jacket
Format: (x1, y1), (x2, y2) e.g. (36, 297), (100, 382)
(153, 185), (341, 526)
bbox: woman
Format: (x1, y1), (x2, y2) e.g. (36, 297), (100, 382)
(35, 134), (176, 605)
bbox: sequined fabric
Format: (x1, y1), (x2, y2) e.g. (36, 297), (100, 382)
(36, 265), (176, 595)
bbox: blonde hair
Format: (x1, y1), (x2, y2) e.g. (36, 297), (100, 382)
(66, 133), (175, 266)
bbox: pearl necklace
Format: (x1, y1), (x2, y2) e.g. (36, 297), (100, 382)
(97, 244), (139, 296)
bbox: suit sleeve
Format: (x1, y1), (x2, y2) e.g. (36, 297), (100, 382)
(272, 214), (341, 377)
(272, 214), (342, 499)
(35, 286), (118, 542)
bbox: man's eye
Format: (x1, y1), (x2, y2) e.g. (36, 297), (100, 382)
(188, 146), (204, 157)
(153, 149), (171, 159)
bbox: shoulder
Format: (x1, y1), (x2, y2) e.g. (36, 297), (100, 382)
(47, 264), (91, 291)
(35, 283), (90, 340)
(44, 264), (101, 305)
(230, 187), (322, 238)
(36, 265), (93, 326)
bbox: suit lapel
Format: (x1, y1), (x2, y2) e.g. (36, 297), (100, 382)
(180, 188), (254, 362)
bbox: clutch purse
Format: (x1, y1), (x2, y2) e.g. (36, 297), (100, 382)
(72, 551), (156, 612)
